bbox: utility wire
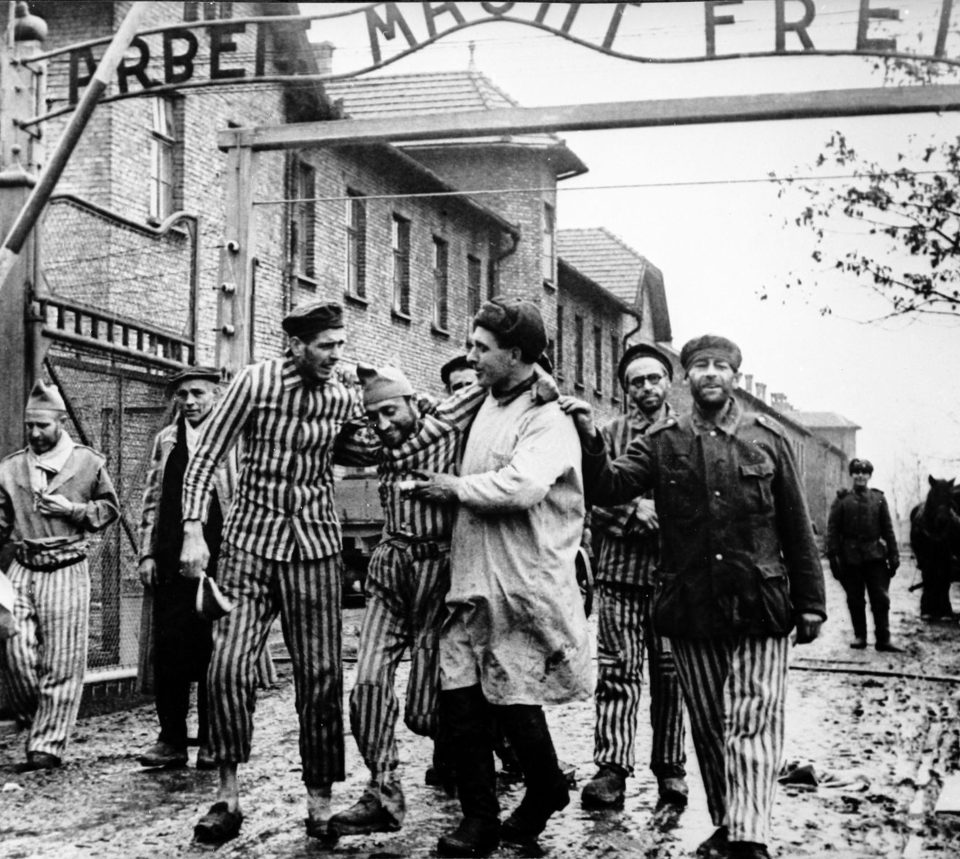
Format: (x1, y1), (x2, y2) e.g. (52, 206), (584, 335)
(252, 168), (954, 205)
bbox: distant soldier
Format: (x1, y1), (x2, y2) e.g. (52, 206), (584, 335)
(580, 343), (688, 820)
(137, 367), (230, 770)
(0, 381), (119, 772)
(827, 458), (901, 651)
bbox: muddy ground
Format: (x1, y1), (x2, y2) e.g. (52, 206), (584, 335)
(2, 559), (960, 858)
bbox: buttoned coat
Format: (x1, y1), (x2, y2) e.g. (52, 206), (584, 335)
(827, 487), (899, 568)
(582, 401), (825, 639)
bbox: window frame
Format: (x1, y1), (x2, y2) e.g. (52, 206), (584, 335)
(432, 235), (449, 332)
(574, 314), (584, 389)
(593, 323), (603, 397)
(542, 201), (556, 288)
(290, 158), (316, 282)
(467, 253), (482, 319)
(345, 188), (367, 301)
(391, 213), (412, 318)
(148, 97), (178, 223)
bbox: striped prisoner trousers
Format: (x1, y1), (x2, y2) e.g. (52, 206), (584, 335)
(0, 558), (90, 758)
(670, 635), (790, 845)
(593, 581), (686, 778)
(207, 543), (343, 787)
(350, 541), (448, 780)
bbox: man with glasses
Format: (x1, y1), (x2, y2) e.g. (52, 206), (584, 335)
(827, 459), (901, 650)
(580, 343), (688, 823)
(563, 334), (825, 859)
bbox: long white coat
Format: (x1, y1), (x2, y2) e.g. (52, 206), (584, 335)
(441, 393), (595, 705)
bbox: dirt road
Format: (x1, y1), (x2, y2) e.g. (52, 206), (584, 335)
(1, 559), (959, 858)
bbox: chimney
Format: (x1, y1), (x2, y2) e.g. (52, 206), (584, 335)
(771, 392), (789, 410)
(314, 41), (335, 76)
(744, 374), (753, 395)
(755, 382), (767, 403)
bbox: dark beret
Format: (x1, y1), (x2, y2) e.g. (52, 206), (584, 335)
(679, 334), (742, 372)
(165, 365), (221, 397)
(849, 458), (874, 475)
(440, 354), (472, 387)
(617, 342), (674, 388)
(473, 297), (546, 364)
(282, 301), (343, 338)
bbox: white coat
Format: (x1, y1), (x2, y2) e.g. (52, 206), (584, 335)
(441, 392), (595, 705)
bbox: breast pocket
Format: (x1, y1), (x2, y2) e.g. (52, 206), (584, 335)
(740, 462), (775, 513)
(660, 461), (697, 517)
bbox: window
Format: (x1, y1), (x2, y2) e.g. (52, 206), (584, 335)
(391, 214), (411, 316)
(593, 324), (603, 395)
(574, 314), (584, 388)
(203, 1), (232, 19)
(467, 254), (482, 318)
(610, 334), (620, 399)
(542, 202), (555, 286)
(556, 305), (564, 379)
(149, 97), (179, 222)
(345, 189), (366, 299)
(290, 159), (316, 280)
(433, 236), (449, 331)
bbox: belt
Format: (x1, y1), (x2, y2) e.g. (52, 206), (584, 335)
(383, 534), (450, 561)
(14, 547), (87, 572)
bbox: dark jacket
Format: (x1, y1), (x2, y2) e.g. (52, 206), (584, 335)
(827, 487), (899, 568)
(582, 399), (825, 639)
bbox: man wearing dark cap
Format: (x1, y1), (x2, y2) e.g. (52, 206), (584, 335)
(0, 381), (119, 772)
(827, 459), (901, 649)
(440, 354), (478, 394)
(137, 367), (230, 770)
(580, 342), (688, 822)
(563, 334), (825, 859)
(412, 297), (593, 857)
(179, 302), (363, 843)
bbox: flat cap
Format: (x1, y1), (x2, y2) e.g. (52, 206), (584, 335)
(164, 365), (221, 398)
(473, 297), (546, 364)
(25, 380), (66, 413)
(440, 354), (472, 388)
(849, 458), (874, 475)
(617, 342), (674, 388)
(282, 301), (343, 338)
(679, 334), (742, 372)
(357, 363), (414, 407)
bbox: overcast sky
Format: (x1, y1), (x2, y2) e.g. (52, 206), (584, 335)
(303, 1), (960, 517)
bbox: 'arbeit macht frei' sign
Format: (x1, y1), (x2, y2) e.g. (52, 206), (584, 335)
(61, 1), (960, 110)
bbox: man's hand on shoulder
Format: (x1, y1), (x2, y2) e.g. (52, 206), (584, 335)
(559, 396), (598, 441)
(793, 612), (823, 645)
(531, 364), (560, 405)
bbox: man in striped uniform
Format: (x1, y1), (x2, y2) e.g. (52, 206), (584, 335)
(327, 364), (486, 838)
(565, 335), (825, 859)
(179, 302), (363, 844)
(0, 381), (119, 772)
(580, 343), (688, 819)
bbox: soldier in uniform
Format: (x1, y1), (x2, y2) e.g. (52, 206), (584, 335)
(580, 342), (688, 820)
(0, 381), (119, 772)
(827, 459), (901, 651)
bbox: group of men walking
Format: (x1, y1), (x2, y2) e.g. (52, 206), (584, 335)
(0, 295), (851, 859)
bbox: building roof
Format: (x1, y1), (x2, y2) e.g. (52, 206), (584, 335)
(558, 227), (671, 341)
(324, 71), (587, 178)
(787, 411), (862, 430)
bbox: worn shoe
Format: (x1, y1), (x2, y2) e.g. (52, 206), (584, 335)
(138, 740), (188, 769)
(849, 637), (867, 649)
(193, 802), (243, 844)
(651, 776), (688, 829)
(877, 641), (904, 653)
(581, 765), (626, 809)
(696, 825), (730, 859)
(729, 840), (771, 859)
(195, 745), (217, 770)
(437, 817), (500, 858)
(327, 789), (402, 836)
(15, 751), (61, 773)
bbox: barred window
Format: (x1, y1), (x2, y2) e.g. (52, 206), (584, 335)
(433, 236), (449, 330)
(345, 190), (367, 299)
(467, 254), (481, 318)
(290, 159), (316, 280)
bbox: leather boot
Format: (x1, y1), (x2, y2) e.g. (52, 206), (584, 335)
(496, 704), (569, 850)
(436, 687), (500, 856)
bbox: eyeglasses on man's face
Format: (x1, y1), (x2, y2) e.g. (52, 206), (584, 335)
(629, 373), (665, 387)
